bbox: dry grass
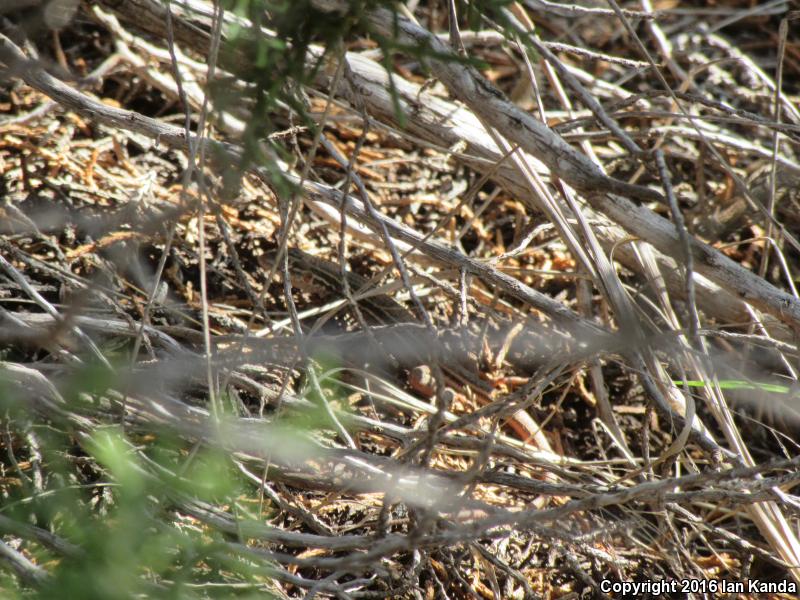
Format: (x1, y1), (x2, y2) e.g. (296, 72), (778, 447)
(1, 1), (800, 598)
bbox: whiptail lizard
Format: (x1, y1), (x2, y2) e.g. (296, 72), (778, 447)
(258, 246), (552, 448)
(258, 246), (413, 327)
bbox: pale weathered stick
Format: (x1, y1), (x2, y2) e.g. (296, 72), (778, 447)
(91, 0), (799, 336)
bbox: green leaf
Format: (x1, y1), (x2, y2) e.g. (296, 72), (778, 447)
(673, 379), (794, 395)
